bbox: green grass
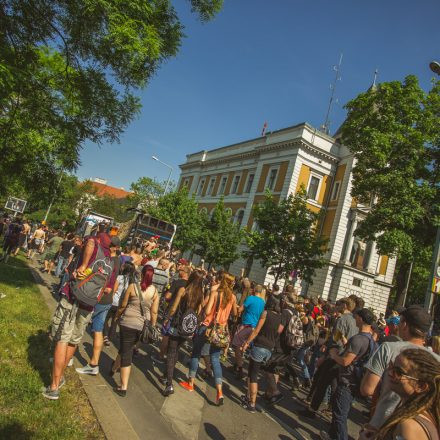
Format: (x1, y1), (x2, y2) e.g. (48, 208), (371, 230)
(0, 255), (104, 440)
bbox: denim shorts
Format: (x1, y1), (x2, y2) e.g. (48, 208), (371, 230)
(91, 303), (112, 332)
(250, 346), (272, 363)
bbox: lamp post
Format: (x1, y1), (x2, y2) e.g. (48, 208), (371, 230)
(151, 155), (173, 194)
(425, 61), (440, 336)
(43, 173), (63, 224)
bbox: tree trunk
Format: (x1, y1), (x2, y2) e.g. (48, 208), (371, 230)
(394, 261), (411, 308)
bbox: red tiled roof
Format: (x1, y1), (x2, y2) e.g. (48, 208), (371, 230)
(89, 181), (132, 199)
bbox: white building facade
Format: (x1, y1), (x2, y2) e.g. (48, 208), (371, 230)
(178, 123), (395, 314)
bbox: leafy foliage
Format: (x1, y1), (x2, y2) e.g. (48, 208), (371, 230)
(148, 186), (203, 253)
(244, 190), (328, 284)
(0, 0), (223, 196)
(341, 76), (440, 306)
(129, 177), (167, 211)
(196, 198), (244, 268)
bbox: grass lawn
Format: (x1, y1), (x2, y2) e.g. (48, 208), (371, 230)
(0, 255), (104, 440)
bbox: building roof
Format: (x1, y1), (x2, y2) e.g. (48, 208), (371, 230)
(88, 181), (132, 199)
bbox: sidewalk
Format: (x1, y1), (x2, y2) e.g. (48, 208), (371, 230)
(30, 261), (365, 440)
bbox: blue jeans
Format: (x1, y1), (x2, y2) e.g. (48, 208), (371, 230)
(329, 385), (354, 440)
(297, 346), (311, 380)
(55, 256), (68, 277)
(189, 326), (222, 385)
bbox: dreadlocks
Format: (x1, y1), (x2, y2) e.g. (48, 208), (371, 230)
(376, 348), (440, 440)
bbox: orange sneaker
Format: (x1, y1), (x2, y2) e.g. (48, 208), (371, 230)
(179, 381), (194, 392)
(216, 391), (224, 406)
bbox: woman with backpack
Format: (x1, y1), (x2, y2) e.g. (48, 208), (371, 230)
(161, 270), (205, 397)
(112, 264), (159, 396)
(179, 273), (238, 406)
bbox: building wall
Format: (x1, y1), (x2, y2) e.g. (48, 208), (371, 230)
(178, 123), (395, 314)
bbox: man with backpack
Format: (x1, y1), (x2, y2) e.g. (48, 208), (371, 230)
(43, 233), (119, 400)
(320, 308), (376, 440)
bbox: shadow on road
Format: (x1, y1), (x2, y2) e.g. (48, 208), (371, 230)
(27, 330), (52, 385)
(204, 422), (226, 440)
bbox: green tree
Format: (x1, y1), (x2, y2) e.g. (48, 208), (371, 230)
(149, 187), (202, 253)
(0, 0), (223, 194)
(244, 190), (328, 285)
(341, 75), (440, 307)
(196, 198), (244, 268)
(129, 177), (167, 211)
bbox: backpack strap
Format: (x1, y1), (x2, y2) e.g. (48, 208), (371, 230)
(134, 283), (147, 319)
(414, 415), (439, 440)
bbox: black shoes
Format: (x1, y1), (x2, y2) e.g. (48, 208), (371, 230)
(163, 385), (174, 397)
(114, 387), (127, 397)
(159, 375), (167, 386)
(269, 393), (284, 405)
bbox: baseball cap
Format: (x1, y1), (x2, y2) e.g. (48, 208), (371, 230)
(178, 258), (189, 266)
(355, 308), (376, 325)
(386, 316), (400, 326)
(399, 305), (431, 334)
(110, 236), (121, 247)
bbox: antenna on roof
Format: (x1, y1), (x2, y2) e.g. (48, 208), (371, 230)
(372, 68), (379, 87)
(321, 53), (343, 135)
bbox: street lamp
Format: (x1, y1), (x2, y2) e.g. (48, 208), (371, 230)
(151, 155), (173, 194)
(425, 61), (440, 318)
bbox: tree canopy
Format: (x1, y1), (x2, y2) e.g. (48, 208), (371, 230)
(244, 190), (328, 285)
(0, 0), (223, 196)
(341, 75), (440, 305)
(196, 198), (244, 268)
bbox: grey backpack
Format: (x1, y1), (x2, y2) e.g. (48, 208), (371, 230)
(71, 244), (114, 307)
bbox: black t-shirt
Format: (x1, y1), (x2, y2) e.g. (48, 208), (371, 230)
(168, 278), (187, 305)
(60, 240), (74, 259)
(254, 310), (282, 351)
(338, 332), (371, 387)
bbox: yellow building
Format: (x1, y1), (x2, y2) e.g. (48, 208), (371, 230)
(178, 122), (395, 314)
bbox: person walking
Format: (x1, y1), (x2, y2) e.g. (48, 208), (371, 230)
(179, 273), (238, 405)
(111, 264), (159, 396)
(27, 224), (45, 259)
(375, 349), (440, 440)
(160, 270), (205, 396)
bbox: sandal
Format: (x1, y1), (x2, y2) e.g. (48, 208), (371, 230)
(113, 387), (126, 397)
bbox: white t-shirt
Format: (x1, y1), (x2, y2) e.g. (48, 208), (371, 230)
(366, 341), (440, 428)
(113, 275), (129, 307)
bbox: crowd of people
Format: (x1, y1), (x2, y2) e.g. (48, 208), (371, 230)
(1, 214), (439, 440)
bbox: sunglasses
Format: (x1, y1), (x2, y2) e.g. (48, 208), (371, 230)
(388, 360), (419, 382)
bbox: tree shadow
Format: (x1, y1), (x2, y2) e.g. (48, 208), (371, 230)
(0, 422), (34, 439)
(204, 422), (226, 440)
(27, 330), (52, 385)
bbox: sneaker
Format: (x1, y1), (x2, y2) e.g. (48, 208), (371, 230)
(240, 394), (249, 405)
(67, 358), (74, 367)
(151, 354), (164, 364)
(242, 402), (256, 413)
(320, 430), (332, 440)
(42, 386), (59, 400)
(163, 385), (174, 397)
(269, 393), (284, 405)
(179, 381), (194, 392)
(216, 391), (224, 406)
(59, 376), (66, 389)
(76, 364), (99, 375)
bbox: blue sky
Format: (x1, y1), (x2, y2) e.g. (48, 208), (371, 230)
(77, 0), (440, 190)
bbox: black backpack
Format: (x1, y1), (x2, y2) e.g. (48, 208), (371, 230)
(174, 297), (198, 338)
(70, 244), (114, 307)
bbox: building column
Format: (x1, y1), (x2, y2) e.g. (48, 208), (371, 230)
(343, 212), (357, 264)
(367, 240), (377, 273)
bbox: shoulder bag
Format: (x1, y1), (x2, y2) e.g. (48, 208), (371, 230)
(134, 284), (159, 344)
(205, 293), (230, 348)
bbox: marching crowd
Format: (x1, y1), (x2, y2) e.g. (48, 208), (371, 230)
(1, 214), (440, 440)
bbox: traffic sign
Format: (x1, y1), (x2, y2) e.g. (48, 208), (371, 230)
(5, 197), (27, 214)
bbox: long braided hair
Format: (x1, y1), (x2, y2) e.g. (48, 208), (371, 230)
(376, 348), (440, 440)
